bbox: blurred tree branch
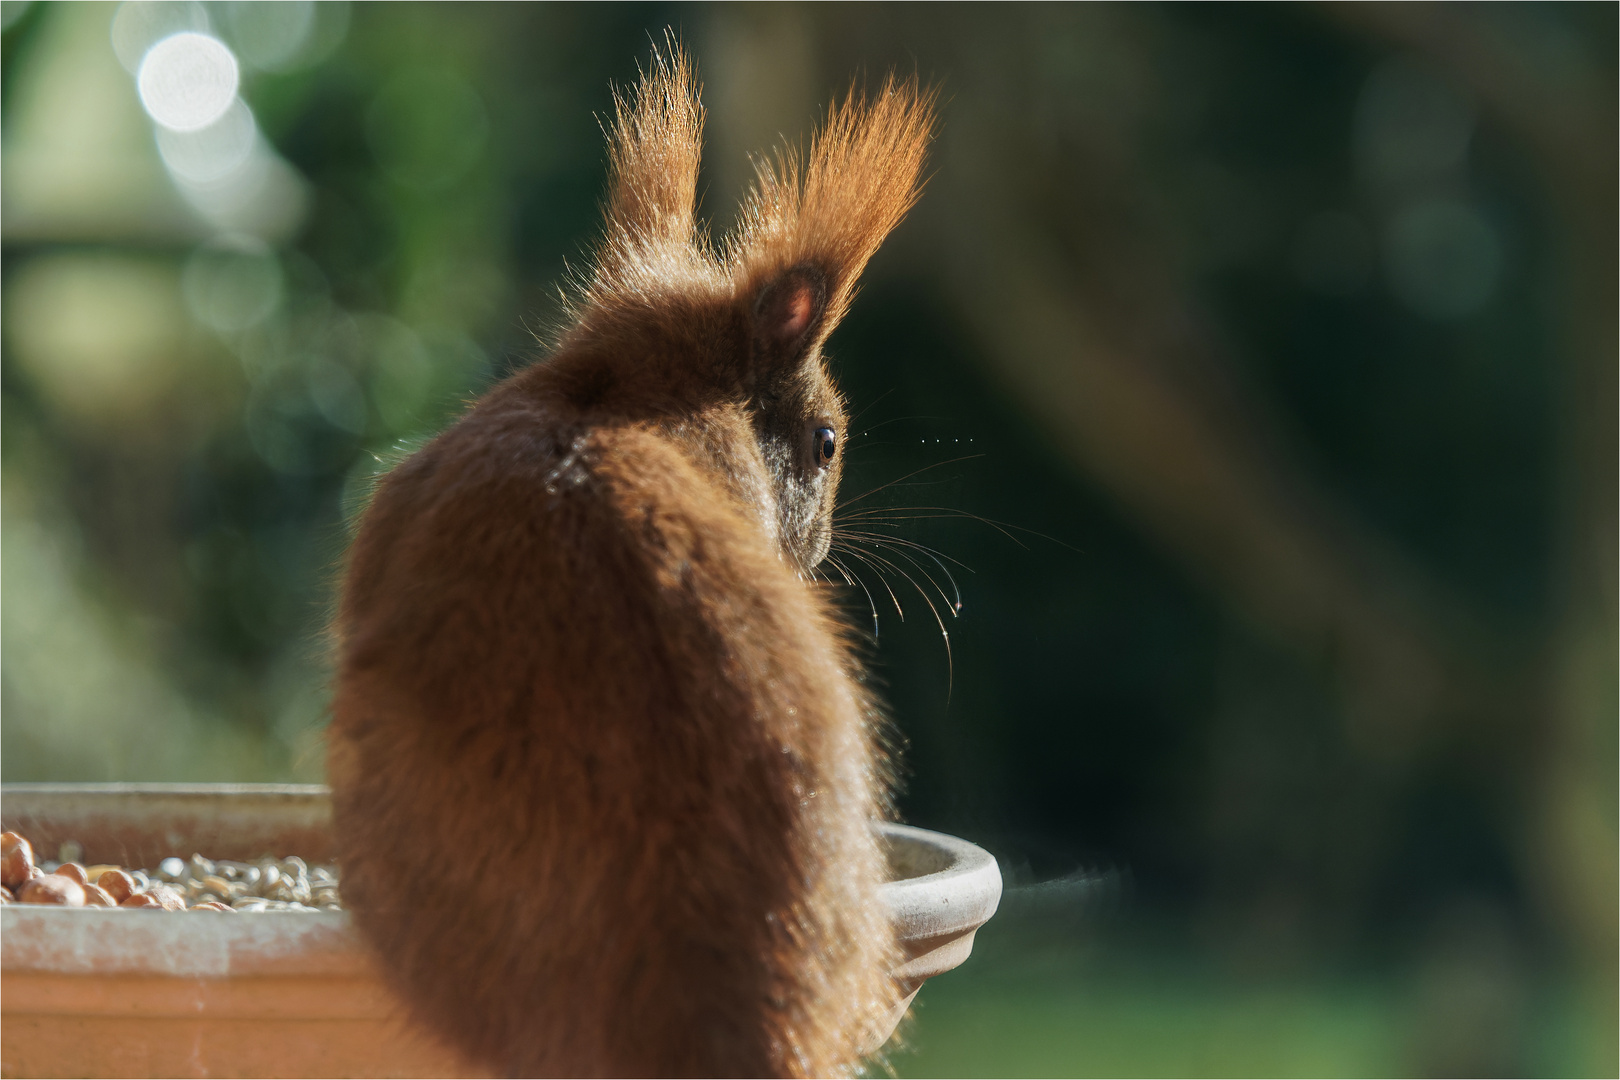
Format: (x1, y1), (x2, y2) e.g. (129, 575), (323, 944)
(890, 6), (1521, 756)
(1339, 0), (1619, 1042)
(927, 127), (1479, 761)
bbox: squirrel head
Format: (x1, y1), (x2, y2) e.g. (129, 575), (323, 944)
(544, 46), (935, 574)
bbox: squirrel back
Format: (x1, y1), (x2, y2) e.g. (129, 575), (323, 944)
(328, 49), (934, 1078)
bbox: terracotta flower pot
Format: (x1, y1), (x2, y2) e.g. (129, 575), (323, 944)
(0, 784), (1000, 1079)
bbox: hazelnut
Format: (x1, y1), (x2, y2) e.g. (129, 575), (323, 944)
(120, 893), (161, 909)
(1, 832), (35, 890)
(17, 873), (86, 906)
(0, 885), (12, 903)
(82, 883), (117, 907)
(97, 869), (137, 903)
(55, 862), (88, 887)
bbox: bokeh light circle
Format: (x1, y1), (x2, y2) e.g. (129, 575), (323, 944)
(137, 31), (240, 133)
(181, 237), (284, 334)
(1384, 200), (1503, 320)
(157, 97), (258, 185)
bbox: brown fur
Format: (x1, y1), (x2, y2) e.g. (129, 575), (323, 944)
(328, 47), (935, 1078)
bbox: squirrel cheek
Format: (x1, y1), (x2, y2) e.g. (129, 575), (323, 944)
(752, 484), (782, 550)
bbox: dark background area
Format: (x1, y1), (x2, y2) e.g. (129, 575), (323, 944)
(3, 3), (1614, 1075)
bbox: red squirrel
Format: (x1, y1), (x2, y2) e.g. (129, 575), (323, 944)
(328, 47), (935, 1078)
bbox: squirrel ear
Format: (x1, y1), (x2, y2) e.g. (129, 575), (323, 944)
(729, 74), (935, 356)
(752, 265), (829, 370)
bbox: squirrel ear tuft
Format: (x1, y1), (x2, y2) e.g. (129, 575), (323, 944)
(590, 39), (706, 293)
(753, 265), (828, 366)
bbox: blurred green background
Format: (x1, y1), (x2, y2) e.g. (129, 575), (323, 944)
(2, 3), (1614, 1076)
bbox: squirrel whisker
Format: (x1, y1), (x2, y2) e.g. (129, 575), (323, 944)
(834, 529), (964, 616)
(833, 544), (957, 699)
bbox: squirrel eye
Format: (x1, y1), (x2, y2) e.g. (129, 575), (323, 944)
(814, 427), (837, 467)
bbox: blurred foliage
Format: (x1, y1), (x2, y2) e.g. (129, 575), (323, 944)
(1, 3), (1614, 1075)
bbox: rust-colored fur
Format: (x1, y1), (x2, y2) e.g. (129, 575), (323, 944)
(328, 48), (934, 1078)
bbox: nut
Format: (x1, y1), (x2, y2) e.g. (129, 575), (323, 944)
(17, 873), (86, 906)
(82, 883), (117, 907)
(217, 861), (258, 885)
(1, 832), (35, 890)
(97, 869), (136, 903)
(0, 830), (342, 914)
(201, 874), (237, 898)
(147, 883), (186, 911)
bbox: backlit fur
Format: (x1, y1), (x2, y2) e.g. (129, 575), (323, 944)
(328, 47), (935, 1078)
